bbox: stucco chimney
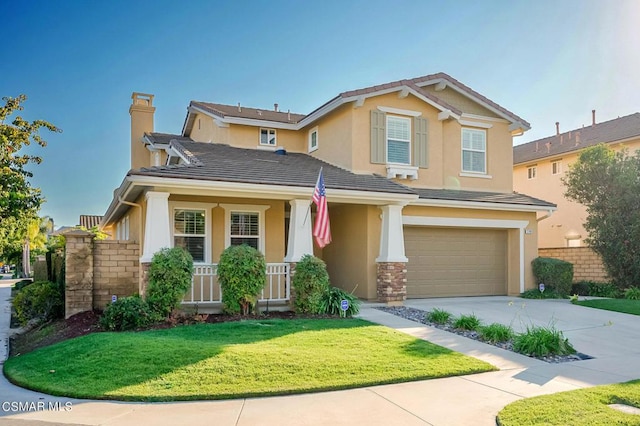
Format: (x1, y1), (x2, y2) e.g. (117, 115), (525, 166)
(592, 109), (596, 125)
(129, 93), (155, 170)
(555, 122), (560, 135)
(274, 103), (279, 112)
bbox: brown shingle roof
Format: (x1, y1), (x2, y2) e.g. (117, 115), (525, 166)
(145, 132), (193, 145)
(191, 102), (306, 124)
(414, 188), (556, 208)
(130, 141), (416, 195)
(514, 113), (640, 165)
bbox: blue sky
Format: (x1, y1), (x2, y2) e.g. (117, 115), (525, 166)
(2, 0), (639, 227)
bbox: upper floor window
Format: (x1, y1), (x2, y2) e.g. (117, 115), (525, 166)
(230, 212), (260, 250)
(308, 127), (318, 152)
(174, 209), (206, 262)
(387, 116), (411, 164)
(461, 128), (486, 174)
(528, 166), (537, 179)
(552, 160), (562, 175)
(260, 128), (277, 146)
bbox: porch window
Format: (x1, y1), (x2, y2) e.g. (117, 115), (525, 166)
(230, 212), (259, 250)
(174, 209), (206, 262)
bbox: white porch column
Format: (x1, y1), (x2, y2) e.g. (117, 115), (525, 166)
(284, 199), (313, 262)
(141, 191), (171, 263)
(376, 204), (408, 262)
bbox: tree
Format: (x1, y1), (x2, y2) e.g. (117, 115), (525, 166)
(0, 95), (60, 258)
(563, 144), (640, 289)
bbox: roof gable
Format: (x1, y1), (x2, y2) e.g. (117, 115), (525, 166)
(513, 112), (640, 164)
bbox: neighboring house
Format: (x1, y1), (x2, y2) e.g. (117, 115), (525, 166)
(514, 112), (640, 248)
(78, 215), (103, 229)
(100, 72), (554, 307)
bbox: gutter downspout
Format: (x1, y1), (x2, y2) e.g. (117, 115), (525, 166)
(118, 196), (143, 243)
(537, 209), (555, 222)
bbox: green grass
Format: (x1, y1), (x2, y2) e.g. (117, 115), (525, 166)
(497, 379), (640, 425)
(574, 298), (640, 315)
(4, 319), (495, 401)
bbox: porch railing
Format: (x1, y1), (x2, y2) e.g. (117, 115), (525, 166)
(182, 263), (290, 305)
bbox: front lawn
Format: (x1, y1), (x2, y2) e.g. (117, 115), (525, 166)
(497, 379), (640, 425)
(4, 319), (495, 401)
(574, 298), (640, 316)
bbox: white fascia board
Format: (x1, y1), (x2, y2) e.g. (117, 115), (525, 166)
(410, 197), (557, 213)
(403, 215), (529, 230)
(458, 119), (493, 129)
(222, 116), (298, 130)
(297, 97), (345, 128)
(101, 177), (135, 226)
(462, 113), (509, 123)
(128, 175), (418, 205)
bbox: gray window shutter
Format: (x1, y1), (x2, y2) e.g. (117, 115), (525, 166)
(413, 116), (428, 168)
(370, 110), (386, 164)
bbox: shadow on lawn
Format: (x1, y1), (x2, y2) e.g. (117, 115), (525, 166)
(4, 318), (371, 400)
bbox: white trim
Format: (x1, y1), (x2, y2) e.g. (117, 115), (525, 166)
(141, 192), (171, 263)
(386, 115), (412, 165)
(377, 205), (408, 262)
(256, 145), (277, 151)
(461, 127), (487, 174)
(519, 228), (525, 293)
(377, 106), (422, 117)
(459, 172), (492, 179)
(527, 166), (537, 179)
(403, 216), (528, 229)
(410, 197), (556, 213)
(214, 118), (229, 128)
(169, 202), (214, 264)
(458, 119), (493, 129)
(438, 110), (453, 121)
(259, 128), (277, 146)
(284, 199), (313, 262)
(461, 113), (509, 123)
(219, 204), (270, 254)
(308, 126), (319, 153)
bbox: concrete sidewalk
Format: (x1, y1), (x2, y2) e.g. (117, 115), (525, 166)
(0, 287), (638, 425)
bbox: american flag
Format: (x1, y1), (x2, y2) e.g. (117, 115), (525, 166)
(312, 168), (331, 248)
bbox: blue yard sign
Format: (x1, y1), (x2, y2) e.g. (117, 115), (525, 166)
(340, 299), (349, 311)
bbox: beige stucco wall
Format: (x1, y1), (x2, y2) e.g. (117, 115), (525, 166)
(514, 138), (640, 248)
(304, 104), (353, 170)
(323, 204), (381, 300)
(403, 205), (539, 295)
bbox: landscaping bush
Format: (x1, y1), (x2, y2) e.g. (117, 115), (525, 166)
(100, 295), (154, 331)
(512, 325), (576, 357)
(587, 281), (620, 298)
(318, 286), (360, 317)
(477, 323), (514, 344)
(531, 257), (574, 296)
(452, 314), (481, 331)
(520, 288), (564, 299)
(146, 247), (194, 318)
(14, 279), (34, 291)
(571, 281), (591, 296)
(425, 308), (452, 325)
(291, 255), (330, 314)
(624, 286), (640, 300)
(217, 245), (266, 315)
(12, 281), (63, 325)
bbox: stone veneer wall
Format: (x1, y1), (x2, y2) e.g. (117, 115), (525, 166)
(65, 231), (140, 318)
(538, 247), (608, 282)
(376, 262), (407, 303)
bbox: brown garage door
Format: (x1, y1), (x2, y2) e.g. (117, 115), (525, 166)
(404, 227), (507, 298)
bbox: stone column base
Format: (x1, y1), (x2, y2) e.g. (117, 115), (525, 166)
(376, 262), (407, 303)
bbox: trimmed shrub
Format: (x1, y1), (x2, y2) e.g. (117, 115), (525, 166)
(146, 247), (194, 318)
(477, 323), (514, 344)
(571, 281), (591, 296)
(587, 282), (620, 298)
(217, 245), (266, 315)
(512, 325), (576, 357)
(520, 288), (564, 299)
(12, 281), (63, 325)
(624, 286), (640, 300)
(452, 314), (482, 331)
(319, 287), (360, 317)
(100, 295), (153, 331)
(531, 257), (574, 296)
(292, 255), (330, 314)
(425, 308), (452, 325)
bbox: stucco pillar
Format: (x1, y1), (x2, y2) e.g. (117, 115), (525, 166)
(376, 204), (407, 303)
(141, 191), (171, 263)
(284, 199), (313, 262)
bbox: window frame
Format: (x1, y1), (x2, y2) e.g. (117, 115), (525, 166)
(552, 160), (562, 175)
(527, 166), (537, 180)
(386, 115), (411, 165)
(220, 204), (270, 254)
(308, 127), (318, 153)
(461, 128), (487, 174)
(260, 128), (277, 146)
(169, 203), (211, 264)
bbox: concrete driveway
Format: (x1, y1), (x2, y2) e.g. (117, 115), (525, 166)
(1, 288), (639, 426)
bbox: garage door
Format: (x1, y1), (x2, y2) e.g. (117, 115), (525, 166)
(404, 227), (507, 298)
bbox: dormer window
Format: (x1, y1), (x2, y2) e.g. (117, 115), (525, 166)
(260, 128), (277, 146)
